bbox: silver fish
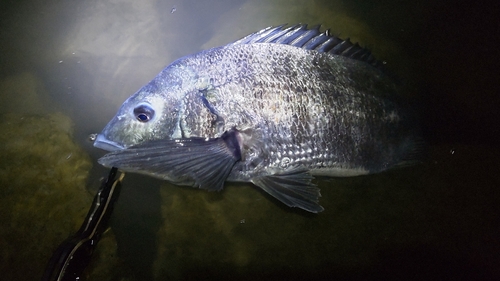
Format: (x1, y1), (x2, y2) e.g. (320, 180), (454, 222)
(94, 24), (421, 213)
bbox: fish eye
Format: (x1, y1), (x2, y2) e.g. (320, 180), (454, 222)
(133, 103), (155, 122)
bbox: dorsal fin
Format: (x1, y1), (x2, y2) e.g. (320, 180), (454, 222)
(229, 24), (382, 68)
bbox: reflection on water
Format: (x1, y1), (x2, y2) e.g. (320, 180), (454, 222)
(0, 0), (498, 280)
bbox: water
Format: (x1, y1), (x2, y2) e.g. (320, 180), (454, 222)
(0, 0), (498, 280)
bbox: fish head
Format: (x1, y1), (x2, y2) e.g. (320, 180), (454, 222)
(94, 71), (185, 151)
(94, 62), (223, 152)
(94, 90), (176, 151)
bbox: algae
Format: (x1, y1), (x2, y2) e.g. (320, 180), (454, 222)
(0, 112), (93, 280)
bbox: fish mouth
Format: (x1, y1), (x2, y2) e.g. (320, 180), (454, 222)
(93, 134), (125, 151)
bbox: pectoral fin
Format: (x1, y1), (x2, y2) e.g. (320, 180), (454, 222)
(98, 130), (241, 191)
(251, 167), (324, 213)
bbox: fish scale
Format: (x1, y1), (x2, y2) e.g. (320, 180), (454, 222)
(94, 25), (421, 212)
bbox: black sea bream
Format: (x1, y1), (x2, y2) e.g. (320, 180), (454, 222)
(94, 24), (420, 212)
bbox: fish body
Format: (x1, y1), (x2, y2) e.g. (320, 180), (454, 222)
(94, 25), (420, 212)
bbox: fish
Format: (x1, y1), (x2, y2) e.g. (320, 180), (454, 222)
(94, 24), (421, 213)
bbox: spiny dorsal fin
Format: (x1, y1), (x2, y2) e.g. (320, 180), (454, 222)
(229, 24), (381, 68)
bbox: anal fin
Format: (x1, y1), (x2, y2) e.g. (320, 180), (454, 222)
(251, 167), (324, 213)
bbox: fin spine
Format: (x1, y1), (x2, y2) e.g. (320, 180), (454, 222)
(230, 24), (383, 68)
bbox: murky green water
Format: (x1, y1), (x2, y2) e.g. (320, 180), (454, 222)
(0, 0), (498, 280)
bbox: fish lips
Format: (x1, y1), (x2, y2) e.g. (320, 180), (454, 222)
(93, 134), (125, 151)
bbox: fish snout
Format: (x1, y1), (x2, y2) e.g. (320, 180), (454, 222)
(93, 134), (125, 151)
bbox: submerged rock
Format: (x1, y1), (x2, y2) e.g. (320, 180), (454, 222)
(0, 112), (93, 280)
(153, 182), (279, 280)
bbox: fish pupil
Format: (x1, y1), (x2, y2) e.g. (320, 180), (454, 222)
(134, 104), (154, 122)
(137, 113), (149, 122)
